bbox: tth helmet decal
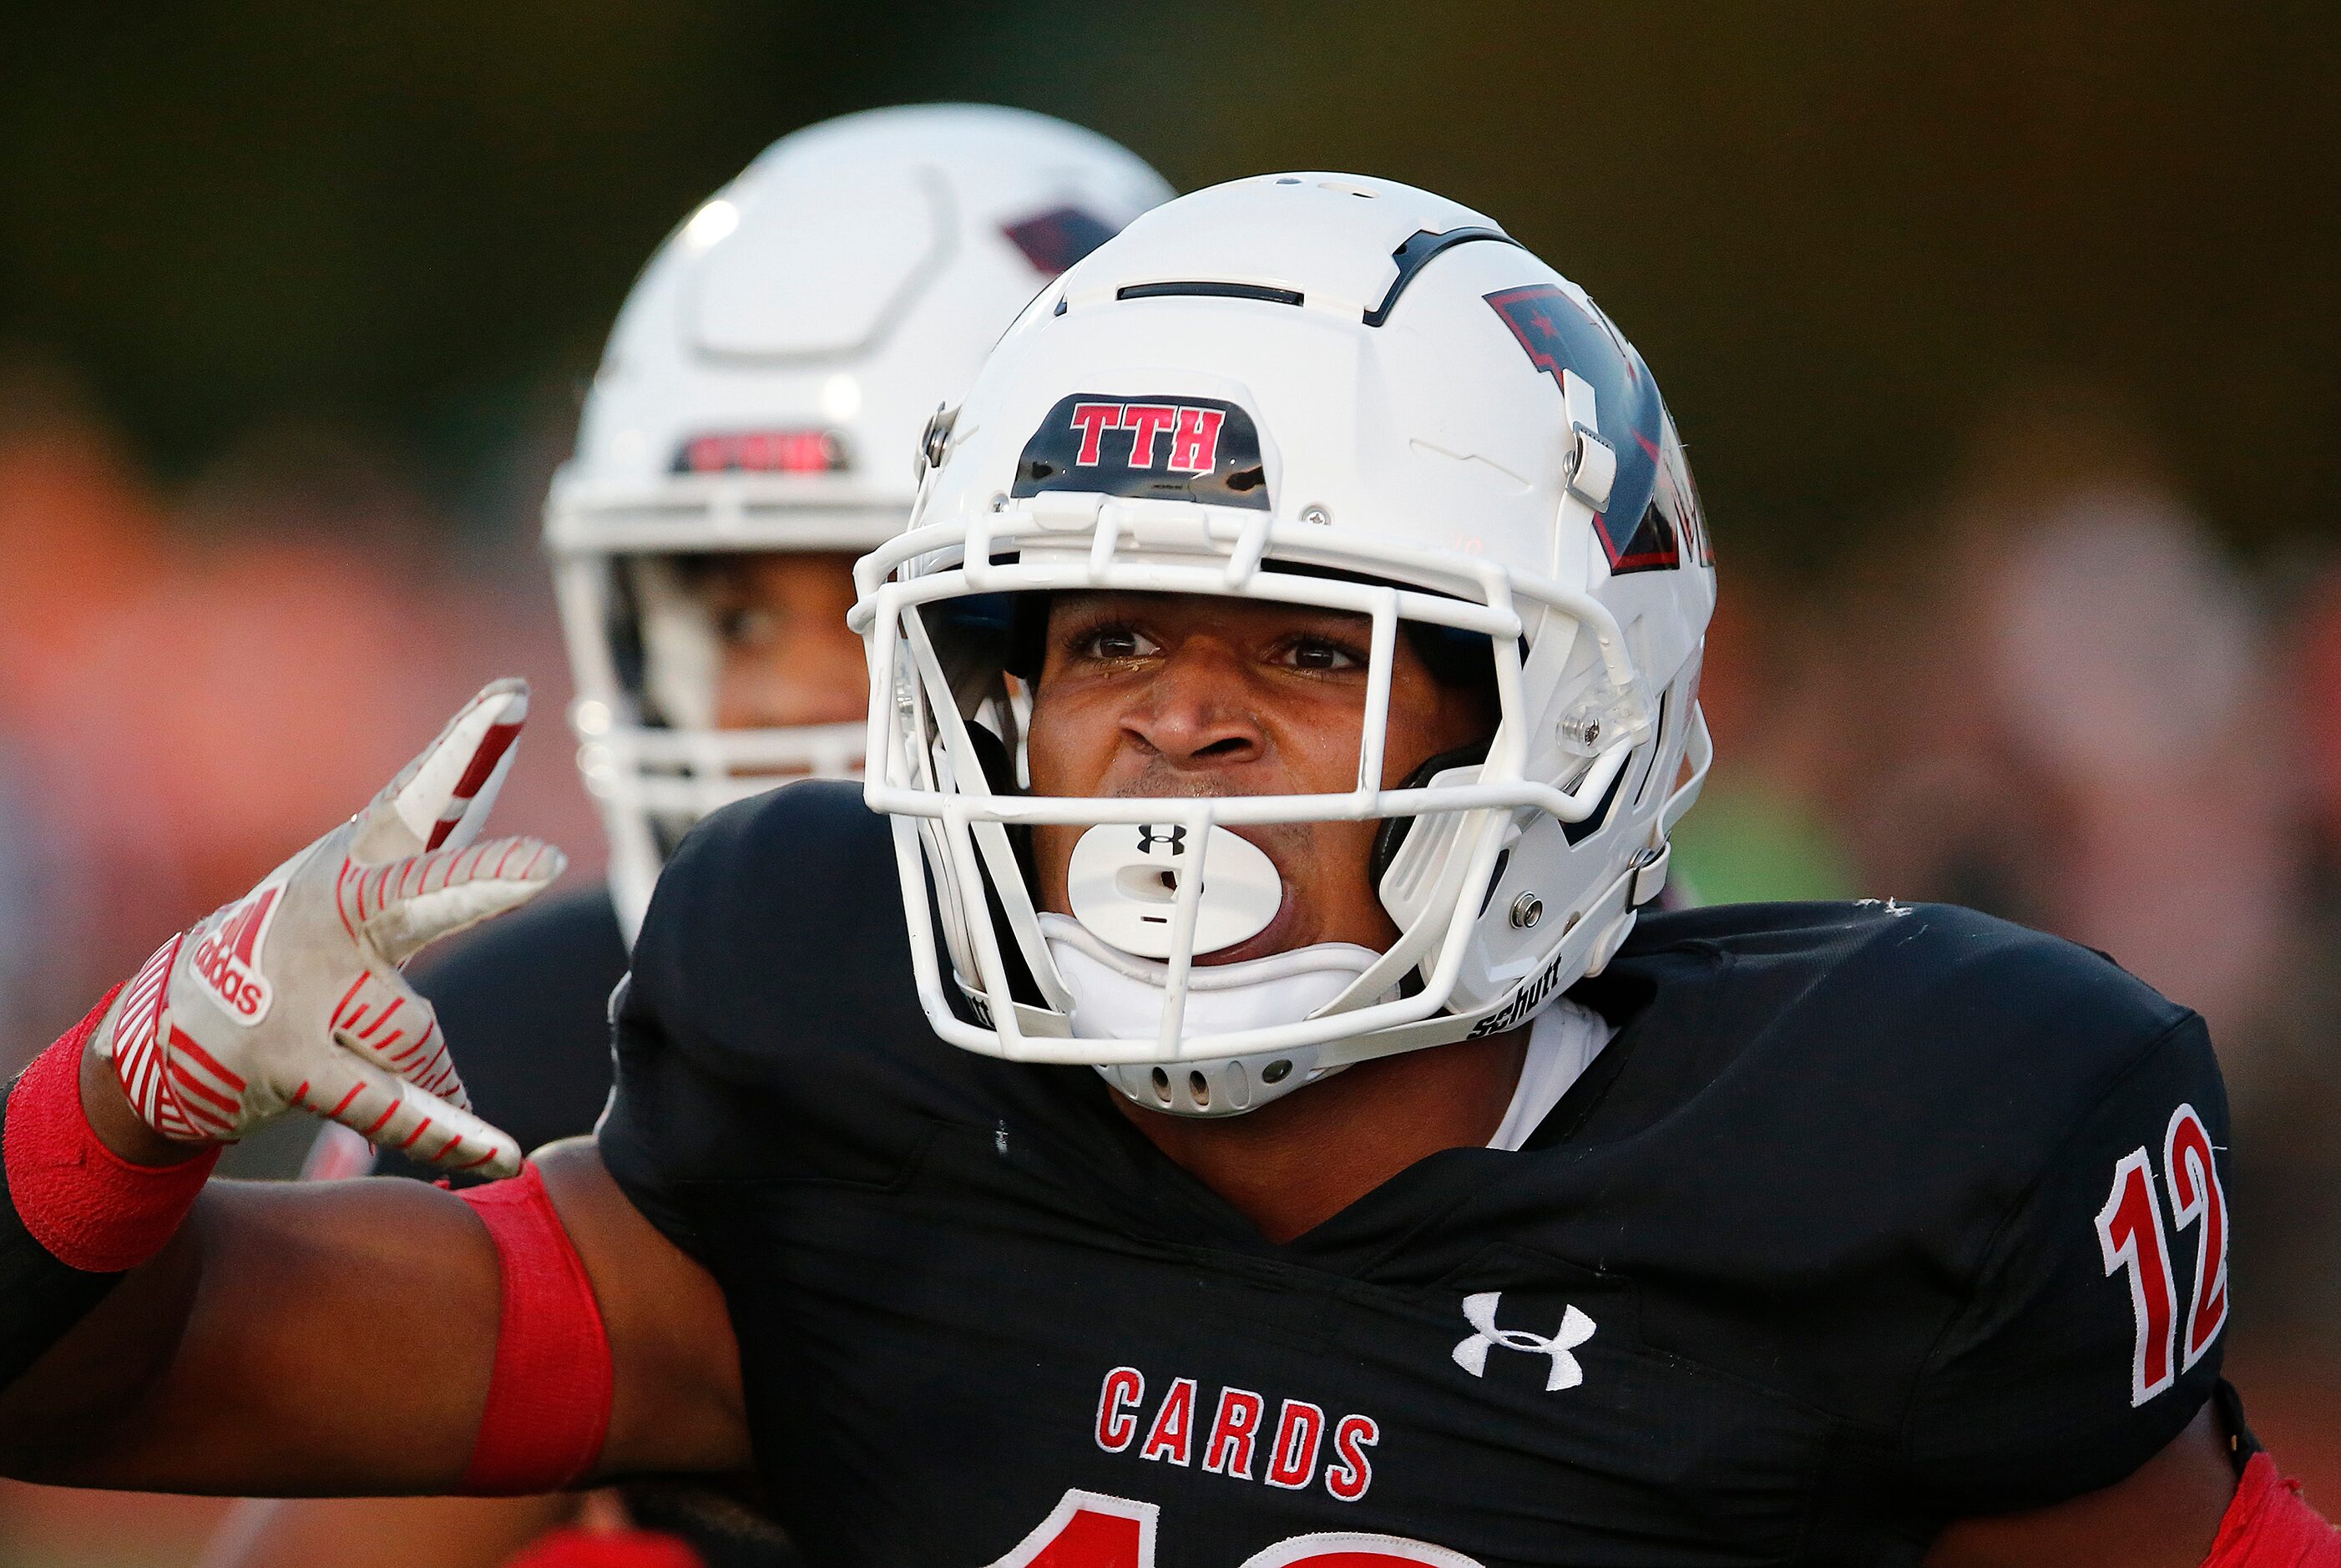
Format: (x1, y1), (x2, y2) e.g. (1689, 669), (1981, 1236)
(1012, 394), (1271, 510)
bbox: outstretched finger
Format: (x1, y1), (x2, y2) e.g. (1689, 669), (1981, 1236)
(326, 969), (468, 1110)
(356, 835), (568, 969)
(297, 1056), (521, 1179)
(353, 680), (529, 864)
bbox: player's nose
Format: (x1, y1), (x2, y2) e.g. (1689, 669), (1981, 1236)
(716, 640), (869, 731)
(1121, 637), (1262, 769)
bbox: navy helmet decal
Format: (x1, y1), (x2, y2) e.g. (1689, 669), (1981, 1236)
(1002, 206), (1120, 276)
(1484, 284), (1687, 574)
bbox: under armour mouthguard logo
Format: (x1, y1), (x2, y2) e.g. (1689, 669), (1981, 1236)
(1450, 1291), (1596, 1392)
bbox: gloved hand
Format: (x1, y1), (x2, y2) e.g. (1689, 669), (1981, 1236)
(93, 679), (564, 1176)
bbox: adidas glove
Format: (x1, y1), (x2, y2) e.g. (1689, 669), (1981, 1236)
(93, 679), (564, 1176)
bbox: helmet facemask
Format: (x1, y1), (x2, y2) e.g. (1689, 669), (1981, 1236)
(855, 498), (1698, 1116)
(550, 522), (872, 940)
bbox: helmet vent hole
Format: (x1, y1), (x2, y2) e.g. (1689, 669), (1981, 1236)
(1262, 1059), (1292, 1085)
(1150, 1067), (1171, 1104)
(1188, 1071), (1211, 1107)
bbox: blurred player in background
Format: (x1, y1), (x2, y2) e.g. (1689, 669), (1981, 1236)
(204, 103), (1173, 1568)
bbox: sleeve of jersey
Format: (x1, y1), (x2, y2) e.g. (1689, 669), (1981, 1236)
(594, 802), (775, 1268)
(1899, 1009), (2231, 1515)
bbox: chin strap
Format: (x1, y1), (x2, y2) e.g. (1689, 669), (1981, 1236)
(1042, 913), (1386, 1117)
(1367, 739), (1493, 888)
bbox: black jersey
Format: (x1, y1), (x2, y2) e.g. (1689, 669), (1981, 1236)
(601, 781), (2232, 1568)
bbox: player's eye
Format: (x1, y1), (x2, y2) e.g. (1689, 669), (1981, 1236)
(1275, 634), (1365, 673)
(718, 605), (779, 649)
(1076, 624), (1160, 662)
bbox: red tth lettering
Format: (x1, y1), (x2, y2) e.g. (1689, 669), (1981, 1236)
(1118, 403), (1179, 468)
(1324, 1414), (1379, 1503)
(1201, 1387), (1264, 1479)
(1139, 1376), (1196, 1466)
(1166, 406), (1226, 474)
(1069, 402), (1122, 466)
(1095, 1367), (1145, 1454)
(1263, 1399), (1325, 1490)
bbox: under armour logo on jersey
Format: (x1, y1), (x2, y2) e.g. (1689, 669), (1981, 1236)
(1451, 1292), (1596, 1392)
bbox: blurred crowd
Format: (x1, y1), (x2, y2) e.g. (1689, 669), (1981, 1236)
(1671, 388), (2341, 1469)
(3, 370), (2339, 1560)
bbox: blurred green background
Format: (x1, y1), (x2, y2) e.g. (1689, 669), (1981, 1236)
(4, 1), (2335, 565)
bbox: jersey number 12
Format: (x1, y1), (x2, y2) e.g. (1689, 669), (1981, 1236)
(2095, 1103), (2229, 1408)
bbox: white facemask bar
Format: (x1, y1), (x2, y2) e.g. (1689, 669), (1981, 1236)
(547, 477), (897, 940)
(547, 472), (911, 555)
(852, 493), (1656, 1066)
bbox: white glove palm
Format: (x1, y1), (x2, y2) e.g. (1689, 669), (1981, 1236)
(95, 680), (564, 1177)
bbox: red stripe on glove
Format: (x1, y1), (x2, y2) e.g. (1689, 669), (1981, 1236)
(458, 1163), (614, 1495)
(2206, 1452), (2341, 1566)
(3, 987), (221, 1273)
(428, 720), (523, 851)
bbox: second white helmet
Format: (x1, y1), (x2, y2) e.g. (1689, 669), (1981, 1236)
(548, 104), (1174, 938)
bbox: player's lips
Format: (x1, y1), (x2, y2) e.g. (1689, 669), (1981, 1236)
(1186, 822), (1304, 966)
(1196, 883), (1298, 967)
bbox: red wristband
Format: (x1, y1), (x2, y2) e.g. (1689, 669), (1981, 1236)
(458, 1162), (614, 1495)
(2204, 1451), (2341, 1566)
(3, 985), (220, 1273)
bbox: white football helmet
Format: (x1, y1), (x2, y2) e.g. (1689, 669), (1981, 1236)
(853, 173), (1716, 1116)
(546, 104), (1173, 938)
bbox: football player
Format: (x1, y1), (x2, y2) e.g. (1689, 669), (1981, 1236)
(215, 104), (1174, 1568)
(2, 174), (2333, 1568)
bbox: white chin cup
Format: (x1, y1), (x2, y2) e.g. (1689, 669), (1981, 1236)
(1039, 913), (1383, 1117)
(1064, 822), (1281, 959)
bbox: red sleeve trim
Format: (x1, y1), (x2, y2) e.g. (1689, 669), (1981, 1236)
(3, 986), (220, 1272)
(458, 1163), (614, 1495)
(2205, 1452), (2341, 1566)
